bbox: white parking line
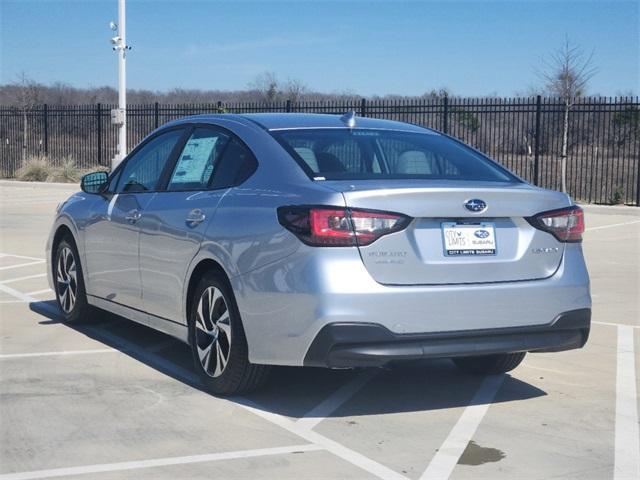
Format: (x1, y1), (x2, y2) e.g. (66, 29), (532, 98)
(586, 220), (640, 231)
(420, 374), (505, 480)
(296, 369), (378, 430)
(238, 399), (409, 480)
(24, 288), (52, 296)
(614, 326), (640, 480)
(83, 326), (408, 480)
(0, 253), (45, 261)
(594, 321), (640, 330)
(0, 283), (38, 303)
(0, 282), (60, 318)
(0, 444), (322, 480)
(85, 325), (202, 383)
(1, 273), (47, 284)
(0, 260), (45, 271)
(0, 348), (116, 359)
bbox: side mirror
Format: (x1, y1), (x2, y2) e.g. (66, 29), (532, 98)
(81, 171), (109, 194)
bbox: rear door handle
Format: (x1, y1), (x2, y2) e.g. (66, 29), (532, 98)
(186, 208), (206, 226)
(125, 209), (142, 223)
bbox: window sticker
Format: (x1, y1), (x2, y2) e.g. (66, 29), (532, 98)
(171, 136), (218, 184)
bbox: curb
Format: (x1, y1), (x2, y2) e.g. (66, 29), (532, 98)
(0, 179), (79, 188)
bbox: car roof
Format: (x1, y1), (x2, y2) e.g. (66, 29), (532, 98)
(167, 113), (436, 134)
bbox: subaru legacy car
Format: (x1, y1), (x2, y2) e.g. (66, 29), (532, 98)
(47, 113), (591, 394)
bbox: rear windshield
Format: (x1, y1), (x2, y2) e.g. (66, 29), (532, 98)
(273, 129), (519, 182)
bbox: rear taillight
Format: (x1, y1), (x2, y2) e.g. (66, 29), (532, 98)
(278, 206), (411, 247)
(528, 205), (584, 242)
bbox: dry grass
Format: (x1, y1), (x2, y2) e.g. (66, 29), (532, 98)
(86, 165), (111, 174)
(47, 157), (80, 183)
(16, 155), (52, 182)
(14, 156), (103, 183)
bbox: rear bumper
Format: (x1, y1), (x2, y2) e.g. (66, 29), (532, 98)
(235, 243), (590, 367)
(304, 308), (591, 368)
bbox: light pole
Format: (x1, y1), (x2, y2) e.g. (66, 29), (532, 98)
(109, 0), (130, 168)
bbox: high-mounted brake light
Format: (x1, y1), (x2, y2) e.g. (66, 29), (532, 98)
(277, 206), (411, 247)
(528, 205), (584, 242)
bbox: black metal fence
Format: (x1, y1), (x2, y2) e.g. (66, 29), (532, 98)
(1, 96), (638, 205)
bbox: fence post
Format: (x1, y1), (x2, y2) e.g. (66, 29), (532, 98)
(533, 95), (542, 186)
(154, 102), (159, 129)
(97, 103), (102, 166)
(43, 104), (48, 156)
(442, 96), (449, 134)
(360, 98), (367, 117)
(286, 99), (292, 113)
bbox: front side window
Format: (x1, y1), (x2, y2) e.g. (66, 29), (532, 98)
(274, 129), (518, 182)
(116, 129), (184, 193)
(167, 128), (230, 191)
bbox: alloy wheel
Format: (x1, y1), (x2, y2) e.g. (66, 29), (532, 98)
(56, 246), (77, 313)
(195, 286), (232, 378)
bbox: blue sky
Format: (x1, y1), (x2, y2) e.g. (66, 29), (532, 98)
(1, 0), (638, 96)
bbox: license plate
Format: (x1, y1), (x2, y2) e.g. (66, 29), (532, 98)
(442, 222), (497, 256)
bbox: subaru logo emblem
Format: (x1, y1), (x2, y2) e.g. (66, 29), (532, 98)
(474, 229), (490, 238)
(464, 199), (487, 213)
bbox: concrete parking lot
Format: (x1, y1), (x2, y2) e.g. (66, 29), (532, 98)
(0, 179), (638, 480)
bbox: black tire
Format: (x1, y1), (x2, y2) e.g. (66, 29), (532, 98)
(188, 271), (270, 395)
(452, 352), (526, 375)
(53, 236), (93, 323)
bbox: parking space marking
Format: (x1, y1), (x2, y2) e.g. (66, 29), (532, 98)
(84, 324), (202, 383)
(594, 321), (640, 330)
(0, 283), (38, 303)
(0, 260), (45, 271)
(1, 273), (47, 285)
(0, 281), (57, 318)
(614, 326), (640, 480)
(81, 325), (408, 480)
(0, 444), (323, 480)
(23, 288), (52, 296)
(238, 399), (409, 480)
(296, 369), (378, 430)
(0, 253), (45, 262)
(0, 348), (116, 359)
(586, 220), (640, 231)
(420, 374), (505, 480)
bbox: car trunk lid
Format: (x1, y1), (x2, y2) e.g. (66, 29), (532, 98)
(322, 180), (571, 285)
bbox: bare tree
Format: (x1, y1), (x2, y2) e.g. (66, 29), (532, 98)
(538, 38), (597, 192)
(13, 73), (42, 163)
(283, 78), (308, 104)
(421, 87), (451, 100)
(249, 71), (281, 103)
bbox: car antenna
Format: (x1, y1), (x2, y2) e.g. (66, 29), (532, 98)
(340, 111), (356, 129)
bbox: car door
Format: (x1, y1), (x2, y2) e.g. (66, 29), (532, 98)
(138, 126), (251, 322)
(83, 127), (187, 309)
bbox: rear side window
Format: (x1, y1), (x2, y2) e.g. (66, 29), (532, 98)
(167, 128), (230, 191)
(274, 129), (517, 182)
(211, 138), (258, 189)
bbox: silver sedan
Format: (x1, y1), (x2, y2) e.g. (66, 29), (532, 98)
(46, 113), (591, 394)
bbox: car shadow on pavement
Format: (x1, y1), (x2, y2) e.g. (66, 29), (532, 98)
(30, 300), (547, 419)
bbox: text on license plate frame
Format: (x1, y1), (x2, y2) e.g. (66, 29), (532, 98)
(441, 222), (497, 256)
